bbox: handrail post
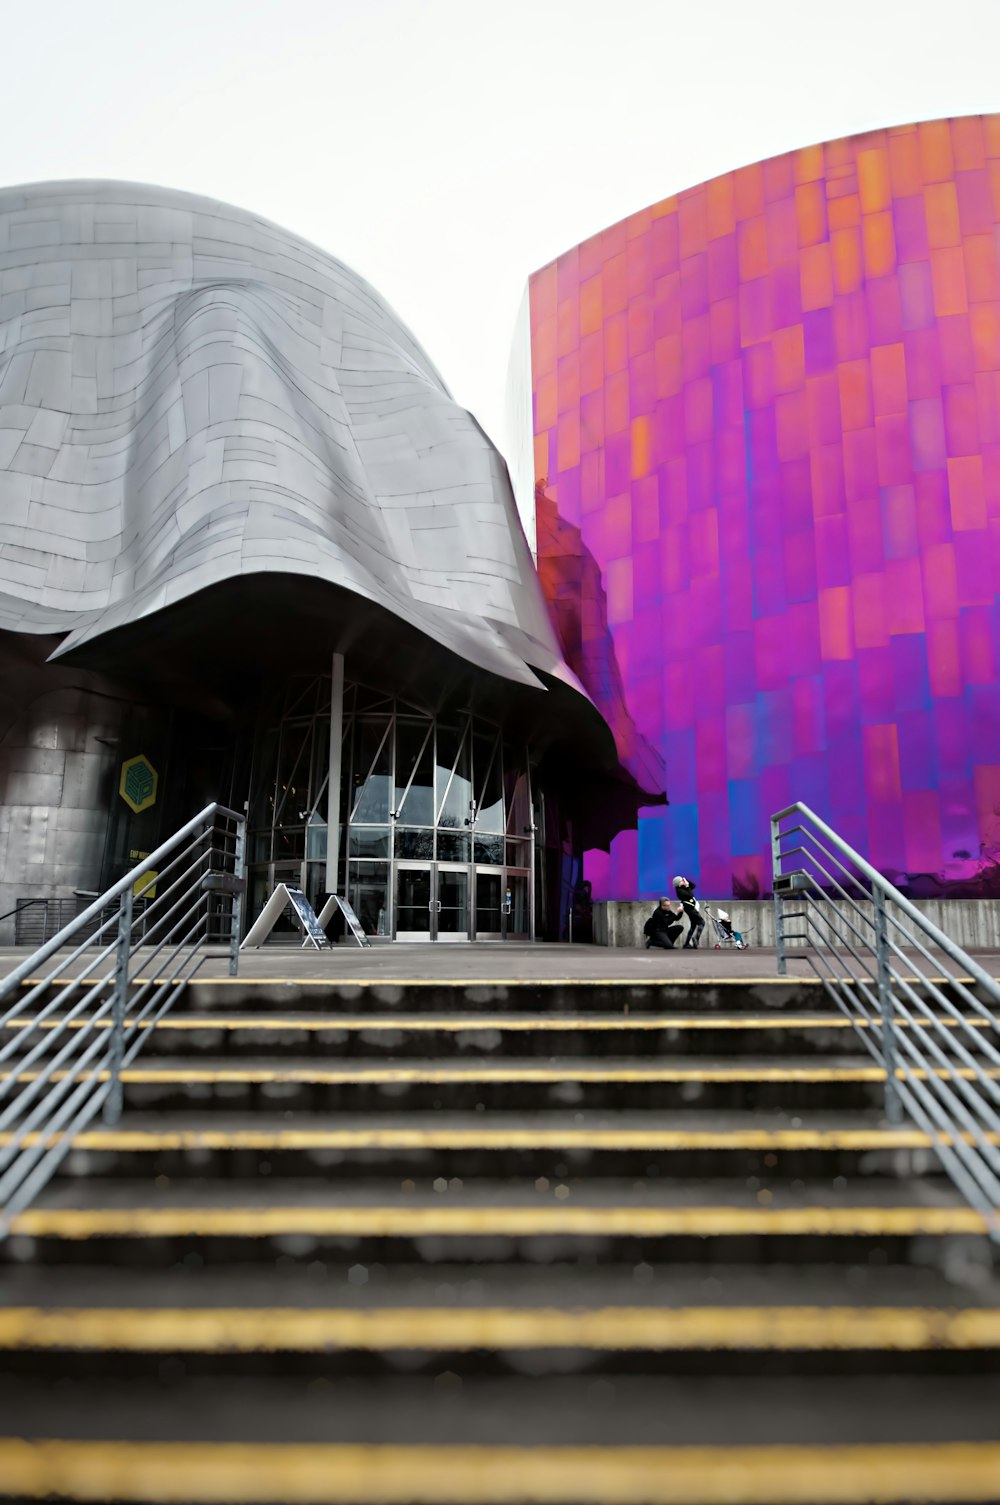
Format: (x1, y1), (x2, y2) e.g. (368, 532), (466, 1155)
(770, 813), (787, 975)
(872, 885), (903, 1124)
(103, 882), (133, 1126)
(229, 817), (246, 978)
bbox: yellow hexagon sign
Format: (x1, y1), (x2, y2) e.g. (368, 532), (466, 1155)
(119, 754), (158, 814)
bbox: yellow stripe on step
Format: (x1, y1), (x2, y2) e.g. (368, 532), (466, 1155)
(26, 976), (825, 989)
(1, 1305), (998, 1354)
(21, 975), (819, 987)
(5, 1015), (992, 1031)
(7, 1204), (990, 1240)
(7, 1065), (999, 1084)
(185, 976), (997, 990)
(182, 975), (987, 988)
(4, 1127), (1000, 1154)
(2, 1439), (1000, 1504)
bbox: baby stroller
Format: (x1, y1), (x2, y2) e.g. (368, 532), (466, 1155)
(704, 905), (748, 950)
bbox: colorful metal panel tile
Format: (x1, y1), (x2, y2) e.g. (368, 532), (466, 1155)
(528, 116), (1000, 899)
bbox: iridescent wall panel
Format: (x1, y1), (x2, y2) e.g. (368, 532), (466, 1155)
(528, 116), (1000, 898)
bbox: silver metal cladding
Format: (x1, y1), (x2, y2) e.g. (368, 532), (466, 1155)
(0, 181), (577, 694)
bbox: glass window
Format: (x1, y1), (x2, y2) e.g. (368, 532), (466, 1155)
(348, 861), (389, 937)
(306, 816), (327, 861)
(274, 825), (305, 860)
(474, 731), (504, 833)
(474, 834), (504, 865)
(351, 716), (391, 823)
(348, 826), (391, 859)
(274, 721), (312, 826)
(395, 719), (434, 826)
(250, 830), (272, 863)
(438, 831), (470, 862)
(507, 872), (530, 935)
(248, 870), (273, 927)
(249, 729), (278, 829)
(305, 862), (328, 916)
(436, 720), (472, 830)
(505, 766), (531, 837)
(507, 838), (531, 868)
(308, 721), (330, 820)
(396, 827), (434, 860)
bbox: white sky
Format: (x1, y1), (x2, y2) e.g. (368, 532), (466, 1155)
(2, 0), (999, 450)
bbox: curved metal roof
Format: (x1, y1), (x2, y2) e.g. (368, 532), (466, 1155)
(0, 180), (577, 696)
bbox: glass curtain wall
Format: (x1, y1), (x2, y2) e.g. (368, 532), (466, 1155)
(246, 677), (538, 940)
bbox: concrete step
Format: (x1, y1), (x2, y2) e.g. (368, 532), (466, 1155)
(19, 972), (1000, 1017)
(8, 1011), (996, 1060)
(2, 1371), (998, 1446)
(6, 1109), (974, 1183)
(2, 1376), (1000, 1504)
(1, 1301), (998, 1383)
(3, 1176), (987, 1269)
(4, 1259), (996, 1313)
(9, 1054), (994, 1112)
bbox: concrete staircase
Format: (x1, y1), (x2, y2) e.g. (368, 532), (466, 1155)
(1, 967), (999, 1503)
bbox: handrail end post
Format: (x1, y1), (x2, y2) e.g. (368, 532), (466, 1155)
(771, 812), (787, 975)
(873, 886), (904, 1125)
(103, 884), (132, 1126)
(228, 816), (247, 979)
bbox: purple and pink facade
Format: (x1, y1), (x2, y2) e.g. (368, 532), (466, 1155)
(526, 115), (1000, 900)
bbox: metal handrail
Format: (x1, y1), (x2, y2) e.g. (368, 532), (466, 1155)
(0, 802), (246, 1236)
(0, 898), (46, 927)
(771, 801), (1000, 1243)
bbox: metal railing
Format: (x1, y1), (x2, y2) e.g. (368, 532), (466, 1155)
(771, 801), (1000, 1242)
(0, 803), (246, 1236)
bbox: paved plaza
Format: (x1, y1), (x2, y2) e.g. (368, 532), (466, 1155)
(3, 940), (999, 985)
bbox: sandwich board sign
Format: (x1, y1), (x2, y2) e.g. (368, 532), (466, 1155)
(317, 893), (371, 948)
(241, 884), (332, 950)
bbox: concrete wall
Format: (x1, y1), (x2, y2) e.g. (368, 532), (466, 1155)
(594, 898), (1000, 951)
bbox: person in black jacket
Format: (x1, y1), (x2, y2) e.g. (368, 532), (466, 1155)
(644, 897), (684, 949)
(672, 874), (706, 948)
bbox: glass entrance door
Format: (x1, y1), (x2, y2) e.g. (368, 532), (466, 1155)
(474, 869), (503, 940)
(436, 865), (470, 942)
(395, 863), (432, 941)
(394, 863), (471, 941)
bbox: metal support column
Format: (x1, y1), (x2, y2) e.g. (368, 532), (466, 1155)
(873, 885), (904, 1124)
(104, 883), (133, 1125)
(770, 815), (787, 976)
(326, 652), (345, 896)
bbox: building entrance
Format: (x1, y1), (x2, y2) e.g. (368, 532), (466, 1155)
(393, 862), (532, 941)
(395, 863), (469, 942)
(247, 678), (546, 944)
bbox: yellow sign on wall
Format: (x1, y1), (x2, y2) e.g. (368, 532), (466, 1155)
(133, 871), (157, 900)
(119, 754), (158, 814)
